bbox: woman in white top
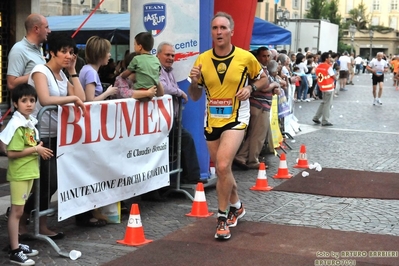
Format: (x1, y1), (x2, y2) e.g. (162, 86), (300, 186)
(23, 32), (86, 239)
(294, 53), (310, 101)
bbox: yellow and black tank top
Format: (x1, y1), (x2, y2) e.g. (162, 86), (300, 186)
(194, 46), (262, 129)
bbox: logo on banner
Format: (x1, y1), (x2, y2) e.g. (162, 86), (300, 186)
(143, 3), (166, 36)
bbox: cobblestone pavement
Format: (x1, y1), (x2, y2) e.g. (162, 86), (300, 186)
(0, 72), (399, 265)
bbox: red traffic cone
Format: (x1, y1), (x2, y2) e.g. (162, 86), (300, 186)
(186, 182), (213, 217)
(250, 162), (273, 191)
(273, 153), (293, 179)
(117, 204), (153, 246)
(294, 144), (309, 168)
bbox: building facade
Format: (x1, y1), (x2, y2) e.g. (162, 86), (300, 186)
(2, 0), (399, 110)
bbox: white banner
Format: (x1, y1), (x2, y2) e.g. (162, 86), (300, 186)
(130, 0), (200, 82)
(56, 96), (173, 221)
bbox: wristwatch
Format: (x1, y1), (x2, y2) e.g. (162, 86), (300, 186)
(251, 84), (257, 92)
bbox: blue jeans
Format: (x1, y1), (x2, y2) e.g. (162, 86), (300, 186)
(297, 76), (309, 100)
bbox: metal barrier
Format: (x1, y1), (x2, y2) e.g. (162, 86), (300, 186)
(33, 105), (69, 257)
(163, 99), (194, 201)
(30, 98), (195, 257)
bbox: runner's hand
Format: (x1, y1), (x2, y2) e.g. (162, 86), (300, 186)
(190, 64), (202, 83)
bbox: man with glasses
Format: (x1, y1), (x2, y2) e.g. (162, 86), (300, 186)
(312, 52), (337, 126)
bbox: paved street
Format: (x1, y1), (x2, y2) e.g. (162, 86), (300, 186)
(0, 71), (399, 265)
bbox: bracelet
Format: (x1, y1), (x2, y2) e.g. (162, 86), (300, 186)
(70, 74), (79, 78)
(34, 146), (38, 152)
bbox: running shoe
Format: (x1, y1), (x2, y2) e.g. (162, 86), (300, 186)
(227, 204), (246, 227)
(214, 217), (230, 240)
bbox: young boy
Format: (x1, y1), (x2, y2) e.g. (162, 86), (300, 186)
(0, 83), (53, 266)
(120, 32), (164, 99)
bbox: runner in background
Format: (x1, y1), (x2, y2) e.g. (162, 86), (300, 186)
(366, 52), (389, 106)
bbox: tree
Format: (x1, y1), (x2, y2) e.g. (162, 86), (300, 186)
(323, 0), (341, 25)
(305, 0), (327, 19)
(347, 0), (369, 29)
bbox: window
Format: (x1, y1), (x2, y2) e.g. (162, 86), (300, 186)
(281, 0), (286, 7)
(371, 16), (379, 25)
(346, 0), (354, 13)
(293, 0), (299, 9)
(293, 12), (299, 19)
(372, 0), (380, 11)
(390, 17), (397, 28)
(265, 2), (269, 21)
(62, 0), (71, 16)
(121, 0), (128, 12)
(392, 0), (398, 10)
(305, 0), (311, 10)
(92, 0), (100, 8)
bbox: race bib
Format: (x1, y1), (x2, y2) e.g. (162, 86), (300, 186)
(209, 98), (233, 118)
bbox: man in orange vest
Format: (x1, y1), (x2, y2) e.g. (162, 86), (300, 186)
(312, 52), (337, 126)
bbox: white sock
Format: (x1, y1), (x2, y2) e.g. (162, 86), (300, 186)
(231, 200), (241, 209)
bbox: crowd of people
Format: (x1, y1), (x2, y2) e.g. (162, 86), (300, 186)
(1, 11), (397, 265)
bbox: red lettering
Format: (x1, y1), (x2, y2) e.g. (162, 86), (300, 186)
(156, 98), (173, 131)
(119, 100), (141, 137)
(100, 103), (117, 141)
(82, 105), (101, 144)
(142, 101), (158, 134)
(59, 105), (83, 146)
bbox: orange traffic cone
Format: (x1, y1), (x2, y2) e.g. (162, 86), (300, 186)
(117, 203), (153, 246)
(185, 182), (213, 217)
(273, 153), (293, 179)
(250, 162), (273, 191)
(294, 144), (309, 168)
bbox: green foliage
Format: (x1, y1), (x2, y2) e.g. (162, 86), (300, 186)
(347, 1), (369, 29)
(304, 0), (341, 24)
(305, 0), (327, 19)
(338, 41), (352, 54)
(323, 0), (341, 25)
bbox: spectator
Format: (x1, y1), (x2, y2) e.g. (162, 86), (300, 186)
(4, 13), (51, 221)
(347, 52), (355, 85)
(77, 36), (119, 226)
(0, 84), (53, 265)
(338, 51), (351, 91)
(120, 32), (164, 99)
(234, 48), (278, 170)
(294, 53), (310, 101)
(156, 41), (204, 184)
(23, 32), (86, 239)
(312, 52), (337, 126)
(79, 36), (118, 102)
(7, 13), (51, 91)
(354, 55), (363, 75)
(114, 50), (130, 76)
(113, 52), (157, 100)
(99, 58), (117, 84)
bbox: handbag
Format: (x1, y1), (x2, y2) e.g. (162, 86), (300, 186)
(277, 89), (290, 118)
(92, 202), (121, 224)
